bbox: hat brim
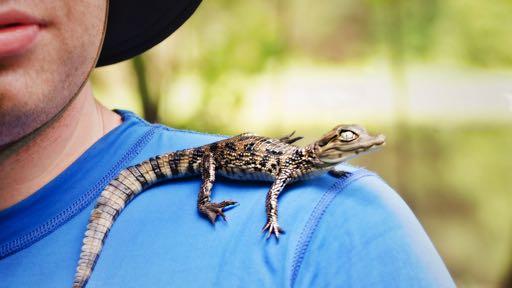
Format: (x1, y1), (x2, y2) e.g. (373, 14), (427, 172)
(96, 0), (201, 67)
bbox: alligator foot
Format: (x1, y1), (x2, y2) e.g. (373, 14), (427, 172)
(200, 200), (237, 224)
(263, 221), (285, 239)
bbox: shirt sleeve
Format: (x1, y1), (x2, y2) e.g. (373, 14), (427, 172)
(290, 173), (455, 288)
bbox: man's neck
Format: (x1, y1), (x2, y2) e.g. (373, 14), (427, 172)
(0, 81), (122, 210)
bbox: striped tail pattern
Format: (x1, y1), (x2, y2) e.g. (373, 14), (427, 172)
(73, 149), (201, 288)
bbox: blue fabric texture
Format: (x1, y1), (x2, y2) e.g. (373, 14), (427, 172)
(0, 110), (455, 288)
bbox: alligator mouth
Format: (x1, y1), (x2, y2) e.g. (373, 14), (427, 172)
(318, 134), (386, 164)
(354, 135), (386, 154)
(324, 134), (385, 153)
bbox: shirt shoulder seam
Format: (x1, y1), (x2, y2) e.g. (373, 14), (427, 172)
(151, 123), (229, 138)
(289, 169), (376, 287)
(119, 109), (233, 139)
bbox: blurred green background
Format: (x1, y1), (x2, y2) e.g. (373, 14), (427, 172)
(91, 1), (512, 287)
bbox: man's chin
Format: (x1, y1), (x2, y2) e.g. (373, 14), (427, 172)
(0, 104), (50, 148)
(0, 117), (32, 148)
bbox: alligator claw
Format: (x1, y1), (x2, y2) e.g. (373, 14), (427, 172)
(262, 221), (285, 239)
(200, 200), (237, 224)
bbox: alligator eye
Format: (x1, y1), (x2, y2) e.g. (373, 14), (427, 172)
(340, 131), (357, 142)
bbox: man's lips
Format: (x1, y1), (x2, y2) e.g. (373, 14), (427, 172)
(0, 9), (45, 58)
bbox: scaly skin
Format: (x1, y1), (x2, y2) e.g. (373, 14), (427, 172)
(72, 125), (385, 288)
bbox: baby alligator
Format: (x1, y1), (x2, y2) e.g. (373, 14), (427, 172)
(73, 124), (385, 287)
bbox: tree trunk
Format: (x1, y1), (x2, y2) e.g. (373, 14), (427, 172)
(131, 55), (158, 123)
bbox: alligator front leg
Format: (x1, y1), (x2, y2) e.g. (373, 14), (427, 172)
(197, 153), (237, 223)
(263, 171), (290, 239)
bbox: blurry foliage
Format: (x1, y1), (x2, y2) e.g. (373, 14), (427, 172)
(353, 124), (512, 287)
(92, 0), (512, 287)
(445, 0), (512, 67)
(126, 0), (512, 128)
(130, 1), (289, 131)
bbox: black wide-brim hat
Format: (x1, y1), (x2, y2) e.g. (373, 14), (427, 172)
(96, 0), (202, 67)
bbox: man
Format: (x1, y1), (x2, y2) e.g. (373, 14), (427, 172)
(0, 1), (454, 287)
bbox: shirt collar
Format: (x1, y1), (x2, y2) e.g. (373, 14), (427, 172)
(0, 110), (156, 258)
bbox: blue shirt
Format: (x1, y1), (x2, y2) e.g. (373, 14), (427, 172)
(0, 110), (454, 287)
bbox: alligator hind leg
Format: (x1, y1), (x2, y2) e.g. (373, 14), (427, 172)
(197, 153), (237, 223)
(279, 131), (303, 144)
